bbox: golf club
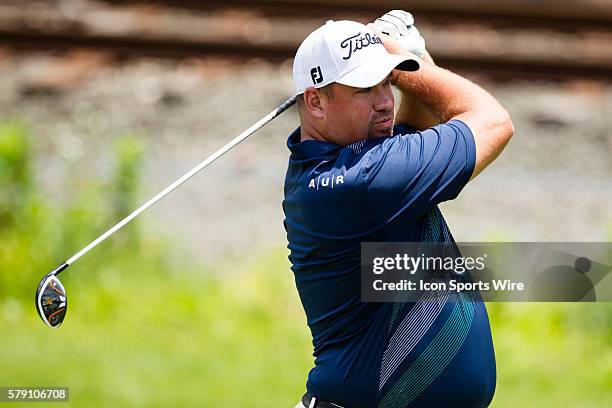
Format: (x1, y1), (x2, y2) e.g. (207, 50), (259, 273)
(36, 96), (297, 328)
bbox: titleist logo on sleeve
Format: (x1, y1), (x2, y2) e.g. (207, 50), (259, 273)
(340, 32), (383, 60)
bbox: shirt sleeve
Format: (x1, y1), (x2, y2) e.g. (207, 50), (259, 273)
(364, 119), (476, 225)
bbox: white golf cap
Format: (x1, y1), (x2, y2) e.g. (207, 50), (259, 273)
(293, 20), (419, 95)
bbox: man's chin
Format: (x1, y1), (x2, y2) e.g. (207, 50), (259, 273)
(368, 126), (394, 139)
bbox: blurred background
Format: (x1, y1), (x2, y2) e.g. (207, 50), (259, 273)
(0, 0), (610, 406)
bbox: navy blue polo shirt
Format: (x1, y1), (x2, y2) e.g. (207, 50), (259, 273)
(283, 120), (496, 408)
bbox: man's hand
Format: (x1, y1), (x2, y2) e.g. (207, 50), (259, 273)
(368, 11), (439, 131)
(373, 10), (426, 58)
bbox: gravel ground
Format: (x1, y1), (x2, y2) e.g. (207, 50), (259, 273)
(0, 55), (610, 263)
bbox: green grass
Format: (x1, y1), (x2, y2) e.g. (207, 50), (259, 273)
(1, 252), (610, 407)
(488, 303), (611, 407)
(1, 252), (312, 407)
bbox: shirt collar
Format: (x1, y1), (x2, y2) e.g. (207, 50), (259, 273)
(287, 127), (340, 160)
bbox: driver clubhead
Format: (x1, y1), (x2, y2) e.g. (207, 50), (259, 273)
(36, 273), (67, 328)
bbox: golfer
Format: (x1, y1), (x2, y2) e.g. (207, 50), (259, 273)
(283, 12), (513, 408)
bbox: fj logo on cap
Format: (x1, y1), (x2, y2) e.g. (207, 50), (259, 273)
(310, 66), (323, 85)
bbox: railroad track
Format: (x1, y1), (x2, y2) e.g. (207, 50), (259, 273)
(0, 0), (611, 82)
(3, 28), (611, 83)
(101, 0), (612, 31)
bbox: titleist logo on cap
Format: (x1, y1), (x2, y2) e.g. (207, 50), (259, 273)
(340, 32), (383, 60)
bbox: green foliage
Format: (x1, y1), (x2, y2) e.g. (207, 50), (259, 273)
(0, 121), (33, 228)
(111, 136), (144, 247)
(0, 122), (31, 187)
(0, 124), (154, 314)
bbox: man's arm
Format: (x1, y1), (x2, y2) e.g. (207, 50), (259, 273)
(393, 51), (441, 130)
(371, 24), (514, 180)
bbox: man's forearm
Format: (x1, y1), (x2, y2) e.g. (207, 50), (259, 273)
(393, 58), (501, 123)
(394, 51), (440, 129)
(395, 95), (440, 130)
(394, 58), (513, 179)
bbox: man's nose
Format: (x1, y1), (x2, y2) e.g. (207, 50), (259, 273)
(373, 85), (393, 112)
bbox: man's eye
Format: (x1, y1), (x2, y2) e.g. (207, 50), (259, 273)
(358, 87), (372, 93)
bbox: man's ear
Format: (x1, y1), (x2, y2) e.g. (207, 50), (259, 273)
(303, 87), (326, 119)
